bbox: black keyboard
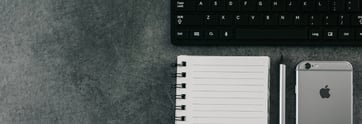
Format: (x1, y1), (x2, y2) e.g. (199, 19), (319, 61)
(171, 0), (362, 45)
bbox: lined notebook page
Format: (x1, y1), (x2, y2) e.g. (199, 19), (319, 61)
(176, 56), (270, 124)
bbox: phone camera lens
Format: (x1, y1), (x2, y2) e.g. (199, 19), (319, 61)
(305, 63), (311, 69)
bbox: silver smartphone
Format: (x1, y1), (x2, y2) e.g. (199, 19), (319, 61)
(296, 61), (353, 124)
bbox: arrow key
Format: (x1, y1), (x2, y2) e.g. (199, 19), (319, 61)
(309, 29), (323, 40)
(324, 29), (337, 40)
(356, 29), (362, 40)
(338, 29), (354, 40)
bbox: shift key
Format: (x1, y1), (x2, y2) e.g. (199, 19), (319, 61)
(235, 28), (307, 39)
(176, 15), (203, 25)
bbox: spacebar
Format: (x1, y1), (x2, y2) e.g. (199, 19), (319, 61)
(235, 29), (307, 39)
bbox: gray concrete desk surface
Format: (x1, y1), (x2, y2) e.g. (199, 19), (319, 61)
(0, 0), (361, 124)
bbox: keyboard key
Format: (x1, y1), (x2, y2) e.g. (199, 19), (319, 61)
(235, 28), (307, 39)
(242, 0), (257, 11)
(235, 14), (249, 25)
(286, 0), (301, 11)
(334, 0), (346, 12)
(324, 29), (337, 40)
(210, 0), (226, 11)
(257, 0), (271, 11)
(191, 30), (204, 39)
(176, 15), (184, 25)
(301, 0), (315, 12)
(294, 15), (308, 25)
(316, 0), (330, 12)
(220, 15), (232, 25)
(176, 0), (195, 11)
(352, 15), (362, 26)
(356, 29), (362, 39)
(346, 0), (352, 11)
(176, 30), (189, 39)
(177, 15), (203, 25)
(220, 30), (233, 39)
(264, 14), (278, 25)
(339, 29), (354, 39)
(346, 0), (360, 12)
(324, 15), (338, 25)
(196, 0), (209, 11)
(279, 15), (292, 25)
(248, 14), (262, 25)
(205, 15), (219, 25)
(339, 15), (350, 25)
(205, 30), (219, 39)
(309, 29), (323, 39)
(330, 0), (337, 11)
(271, 0), (286, 11)
(227, 0), (240, 11)
(310, 15), (323, 25)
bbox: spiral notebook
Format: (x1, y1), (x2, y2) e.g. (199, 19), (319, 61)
(175, 55), (270, 124)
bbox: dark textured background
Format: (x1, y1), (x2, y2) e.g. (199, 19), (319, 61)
(0, 0), (361, 124)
